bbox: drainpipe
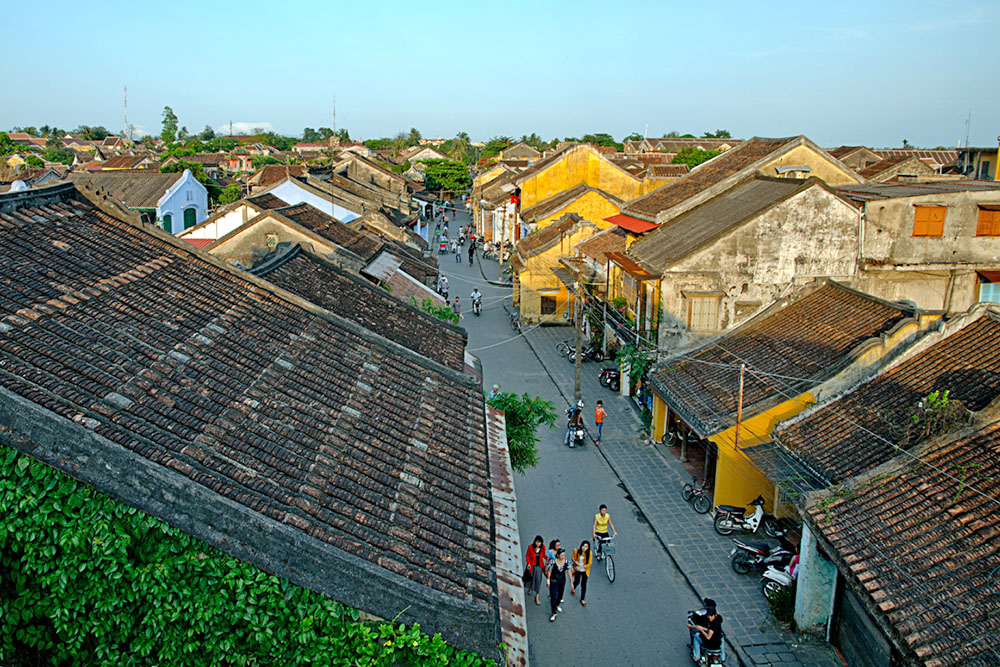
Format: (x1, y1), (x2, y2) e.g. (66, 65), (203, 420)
(856, 204), (865, 279)
(943, 270), (957, 313)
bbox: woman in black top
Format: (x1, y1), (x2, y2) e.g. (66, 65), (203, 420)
(546, 548), (570, 622)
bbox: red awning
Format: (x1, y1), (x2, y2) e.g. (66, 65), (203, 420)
(604, 214), (658, 234)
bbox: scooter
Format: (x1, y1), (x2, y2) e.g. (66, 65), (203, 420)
(729, 531), (795, 575)
(686, 609), (725, 666)
(473, 297), (482, 316)
(567, 342), (604, 363)
(599, 367), (620, 392)
(760, 561), (796, 600)
(563, 406), (586, 448)
(713, 495), (780, 537)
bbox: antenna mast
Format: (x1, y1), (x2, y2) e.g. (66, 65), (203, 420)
(123, 84), (129, 141)
(333, 97), (337, 135)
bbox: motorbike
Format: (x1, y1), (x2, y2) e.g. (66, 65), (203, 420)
(729, 531), (795, 575)
(686, 609), (725, 666)
(760, 561), (796, 600)
(473, 296), (482, 316)
(563, 407), (586, 448)
(713, 495), (780, 537)
(598, 367), (620, 391)
(567, 342), (604, 363)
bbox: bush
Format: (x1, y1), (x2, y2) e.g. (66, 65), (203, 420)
(767, 583), (796, 627)
(486, 391), (557, 473)
(0, 445), (495, 666)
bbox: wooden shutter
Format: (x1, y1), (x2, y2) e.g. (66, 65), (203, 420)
(976, 208), (1000, 236)
(688, 297), (718, 332)
(913, 206), (945, 237)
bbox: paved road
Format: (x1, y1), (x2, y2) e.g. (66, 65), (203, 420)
(439, 203), (698, 666)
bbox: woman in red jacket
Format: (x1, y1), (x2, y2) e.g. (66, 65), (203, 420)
(525, 535), (547, 606)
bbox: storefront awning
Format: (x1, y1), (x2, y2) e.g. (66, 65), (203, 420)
(604, 214), (659, 234)
(607, 252), (660, 279)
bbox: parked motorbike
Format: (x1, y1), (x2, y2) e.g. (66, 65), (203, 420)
(473, 296), (482, 316)
(567, 343), (604, 363)
(564, 405), (586, 448)
(729, 531), (795, 575)
(760, 561), (796, 600)
(713, 495), (780, 537)
(686, 609), (725, 666)
(599, 367), (621, 392)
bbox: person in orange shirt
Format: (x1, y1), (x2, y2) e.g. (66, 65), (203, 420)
(594, 400), (607, 445)
(570, 540), (593, 606)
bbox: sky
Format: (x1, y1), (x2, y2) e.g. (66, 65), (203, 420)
(2, 0), (998, 148)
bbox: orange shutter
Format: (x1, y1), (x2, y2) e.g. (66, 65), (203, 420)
(976, 208), (1000, 236)
(913, 206), (945, 237)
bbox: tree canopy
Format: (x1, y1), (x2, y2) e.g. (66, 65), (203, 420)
(671, 146), (720, 168)
(422, 159), (471, 193)
(702, 129), (732, 138)
(486, 391), (557, 473)
(161, 106), (178, 144)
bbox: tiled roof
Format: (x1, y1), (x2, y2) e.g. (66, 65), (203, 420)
(575, 226), (626, 263)
(775, 312), (1000, 484)
(805, 418), (1000, 665)
(514, 212), (593, 258)
(0, 184), (500, 653)
(70, 170), (183, 209)
(856, 153), (914, 179)
(835, 180), (1000, 203)
(519, 184), (623, 223)
(247, 192), (291, 210)
(604, 213), (658, 234)
(96, 155), (149, 170)
(651, 282), (914, 436)
(650, 164), (689, 177)
(252, 244), (464, 370)
(252, 164), (308, 187)
(623, 137), (798, 220)
(184, 237), (214, 249)
(874, 149), (958, 169)
(627, 175), (813, 269)
(274, 203), (383, 260)
(828, 146), (866, 159)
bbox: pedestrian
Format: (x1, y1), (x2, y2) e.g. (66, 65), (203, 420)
(489, 383), (500, 399)
(570, 540), (592, 607)
(453, 296), (462, 319)
(593, 504), (617, 560)
(546, 539), (565, 604)
(438, 274), (448, 299)
(546, 548), (570, 622)
(524, 535), (547, 606)
(468, 244), (475, 265)
(456, 246), (462, 263)
(594, 400), (607, 446)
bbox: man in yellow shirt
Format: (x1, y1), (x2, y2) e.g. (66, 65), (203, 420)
(592, 504), (617, 560)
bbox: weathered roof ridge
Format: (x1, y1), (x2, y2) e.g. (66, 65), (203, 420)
(519, 183), (625, 221)
(514, 211), (599, 259)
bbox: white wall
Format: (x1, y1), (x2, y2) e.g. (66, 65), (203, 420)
(157, 170), (209, 234)
(268, 179), (360, 223)
(177, 202), (259, 241)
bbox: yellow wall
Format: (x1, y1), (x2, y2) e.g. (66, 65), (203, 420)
(652, 397), (667, 440)
(533, 190), (622, 230)
(519, 148), (646, 209)
(516, 222), (599, 323)
(708, 392), (816, 513)
(763, 145), (861, 185)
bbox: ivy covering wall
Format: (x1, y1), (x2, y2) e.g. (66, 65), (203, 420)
(0, 445), (495, 666)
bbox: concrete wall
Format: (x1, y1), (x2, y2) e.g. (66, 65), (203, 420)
(532, 189), (622, 231)
(177, 202), (259, 241)
(762, 145), (861, 186)
(857, 189), (1000, 313)
(657, 186), (860, 347)
(269, 179), (360, 223)
(518, 147), (645, 209)
(794, 523), (839, 639)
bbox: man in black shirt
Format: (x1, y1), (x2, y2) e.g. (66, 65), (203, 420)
(689, 598), (725, 662)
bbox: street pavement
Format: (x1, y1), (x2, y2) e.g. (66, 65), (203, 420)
(440, 203), (698, 666)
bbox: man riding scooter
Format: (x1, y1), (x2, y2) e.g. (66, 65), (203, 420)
(687, 598), (726, 664)
(470, 288), (483, 316)
(565, 400), (585, 448)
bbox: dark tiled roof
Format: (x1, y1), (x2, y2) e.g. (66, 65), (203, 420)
(515, 212), (593, 258)
(628, 175), (812, 269)
(519, 184), (623, 223)
(775, 313), (1000, 484)
(252, 245), (465, 370)
(835, 180), (1000, 203)
(650, 164), (689, 177)
(70, 170), (183, 209)
(828, 146), (866, 159)
(873, 149), (958, 169)
(651, 282), (914, 436)
(856, 153), (913, 179)
(246, 192), (287, 209)
(623, 137), (798, 220)
(576, 226), (626, 263)
(0, 185), (499, 651)
(275, 203), (383, 260)
(97, 155), (149, 169)
(253, 164), (307, 187)
(805, 418), (1000, 665)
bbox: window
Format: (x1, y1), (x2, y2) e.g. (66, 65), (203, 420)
(979, 273), (1000, 303)
(540, 296), (557, 315)
(687, 296), (719, 332)
(162, 214), (172, 232)
(186, 190), (193, 201)
(913, 205), (945, 237)
(976, 207), (1000, 236)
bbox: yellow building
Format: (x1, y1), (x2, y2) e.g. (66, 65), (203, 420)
(519, 184), (624, 231)
(647, 281), (938, 514)
(510, 213), (601, 324)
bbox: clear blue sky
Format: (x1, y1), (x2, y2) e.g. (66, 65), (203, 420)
(3, 0), (998, 148)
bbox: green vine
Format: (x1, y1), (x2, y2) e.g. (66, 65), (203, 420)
(618, 344), (652, 389)
(0, 446), (494, 666)
(410, 296), (459, 323)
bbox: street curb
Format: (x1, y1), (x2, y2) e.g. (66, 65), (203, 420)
(476, 255), (510, 288)
(516, 321), (748, 666)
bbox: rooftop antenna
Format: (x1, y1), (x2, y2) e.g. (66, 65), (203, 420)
(123, 84), (129, 141)
(963, 108), (972, 174)
(333, 97), (337, 135)
(643, 122), (648, 140)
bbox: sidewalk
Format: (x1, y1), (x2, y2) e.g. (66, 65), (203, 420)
(519, 322), (843, 667)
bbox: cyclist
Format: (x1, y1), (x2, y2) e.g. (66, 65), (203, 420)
(592, 504), (617, 560)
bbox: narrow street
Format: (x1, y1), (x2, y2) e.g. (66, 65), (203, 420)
(441, 203), (697, 666)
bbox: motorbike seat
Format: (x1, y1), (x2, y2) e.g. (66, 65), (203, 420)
(747, 542), (770, 553)
(716, 505), (745, 514)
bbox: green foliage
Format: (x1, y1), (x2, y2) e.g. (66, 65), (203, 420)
(581, 132), (622, 151)
(161, 106), (179, 144)
(900, 390), (972, 447)
(364, 137), (393, 151)
(42, 135), (73, 165)
(24, 154), (44, 168)
(671, 146), (720, 168)
(72, 125), (110, 141)
(481, 136), (512, 159)
(0, 445), (494, 666)
(701, 129), (731, 139)
(200, 124), (216, 141)
(486, 391), (558, 473)
(218, 183), (242, 205)
(252, 155), (284, 169)
(0, 132), (19, 155)
(619, 343), (652, 389)
(391, 160), (412, 174)
(766, 581), (796, 626)
(624, 132), (643, 142)
(423, 159), (471, 193)
(410, 297), (459, 323)
(159, 160), (222, 203)
(611, 296), (628, 312)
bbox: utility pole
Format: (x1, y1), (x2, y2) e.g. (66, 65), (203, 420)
(230, 120), (233, 138)
(732, 363), (746, 451)
(574, 256), (584, 400)
(123, 85), (128, 141)
(333, 97), (337, 135)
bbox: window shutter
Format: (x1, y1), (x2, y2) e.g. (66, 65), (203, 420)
(688, 297), (718, 332)
(977, 208), (1000, 236)
(913, 206), (945, 237)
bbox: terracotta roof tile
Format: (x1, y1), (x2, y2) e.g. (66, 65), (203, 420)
(70, 170), (184, 209)
(275, 203), (383, 260)
(651, 282), (914, 435)
(576, 226), (626, 263)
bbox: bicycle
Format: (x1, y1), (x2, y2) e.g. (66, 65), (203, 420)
(556, 340), (572, 357)
(681, 476), (713, 514)
(510, 311), (521, 334)
(594, 534), (616, 582)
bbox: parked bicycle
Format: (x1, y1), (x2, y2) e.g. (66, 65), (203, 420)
(556, 340), (573, 358)
(681, 476), (713, 514)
